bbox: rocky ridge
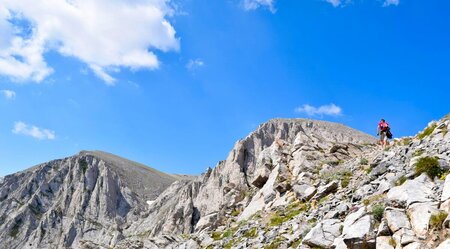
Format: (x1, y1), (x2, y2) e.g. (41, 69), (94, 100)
(1, 116), (450, 248)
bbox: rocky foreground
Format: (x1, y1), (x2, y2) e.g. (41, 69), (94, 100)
(1, 116), (450, 248)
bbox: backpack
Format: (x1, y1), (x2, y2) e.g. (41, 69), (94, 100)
(386, 127), (393, 139)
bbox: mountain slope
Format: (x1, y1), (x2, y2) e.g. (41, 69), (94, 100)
(0, 151), (180, 249)
(122, 116), (450, 249)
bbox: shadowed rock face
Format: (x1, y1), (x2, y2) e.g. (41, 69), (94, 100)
(0, 151), (180, 249)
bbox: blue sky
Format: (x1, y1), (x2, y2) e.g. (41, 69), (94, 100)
(1, 0), (449, 176)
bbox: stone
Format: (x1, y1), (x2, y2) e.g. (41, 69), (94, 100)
(385, 208), (411, 233)
(407, 202), (439, 239)
(376, 236), (395, 249)
(436, 239), (450, 249)
(392, 228), (417, 246)
(386, 173), (435, 207)
(292, 184), (316, 201)
(342, 207), (375, 248)
(313, 181), (339, 200)
(303, 219), (343, 248)
(403, 242), (423, 249)
(441, 174), (450, 201)
(377, 220), (391, 236)
(251, 167), (271, 188)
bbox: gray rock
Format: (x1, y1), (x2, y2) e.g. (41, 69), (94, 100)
(441, 174), (450, 201)
(292, 184), (316, 201)
(387, 173), (435, 207)
(303, 219), (343, 248)
(313, 181), (339, 200)
(385, 208), (411, 233)
(407, 202), (439, 239)
(436, 239), (450, 249)
(376, 236), (395, 249)
(342, 207), (375, 248)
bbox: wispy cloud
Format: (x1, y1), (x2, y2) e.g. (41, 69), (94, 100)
(295, 103), (343, 117)
(383, 0), (399, 7)
(1, 90), (16, 100)
(12, 121), (56, 140)
(0, 0), (179, 84)
(325, 0), (342, 7)
(242, 0), (276, 13)
(186, 59), (205, 71)
(324, 0), (399, 7)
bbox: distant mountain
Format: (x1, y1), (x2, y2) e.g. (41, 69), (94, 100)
(0, 150), (181, 248)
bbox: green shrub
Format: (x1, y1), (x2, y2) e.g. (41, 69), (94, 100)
(372, 204), (385, 222)
(389, 237), (396, 247)
(395, 176), (407, 186)
(413, 149), (425, 157)
(415, 157), (444, 179)
(243, 227), (258, 238)
(79, 159), (88, 174)
(9, 219), (22, 238)
(417, 124), (437, 139)
(231, 208), (241, 217)
(359, 158), (369, 165)
(211, 231), (222, 240)
(429, 211), (448, 229)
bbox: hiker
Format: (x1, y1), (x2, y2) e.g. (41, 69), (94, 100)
(377, 119), (390, 148)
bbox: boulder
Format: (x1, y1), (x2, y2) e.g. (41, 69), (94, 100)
(313, 181), (339, 200)
(392, 228), (417, 247)
(384, 208), (411, 233)
(441, 174), (450, 202)
(303, 219), (343, 248)
(407, 202), (439, 239)
(251, 167), (271, 188)
(375, 236), (395, 249)
(342, 207), (375, 248)
(292, 184), (316, 201)
(436, 239), (450, 249)
(386, 173), (435, 207)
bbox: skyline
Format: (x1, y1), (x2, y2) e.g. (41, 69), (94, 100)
(1, 0), (450, 176)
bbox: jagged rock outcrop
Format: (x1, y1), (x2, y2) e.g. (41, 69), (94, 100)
(2, 115), (450, 249)
(0, 151), (182, 249)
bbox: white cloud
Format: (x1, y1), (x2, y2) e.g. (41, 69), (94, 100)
(186, 59), (205, 71)
(295, 103), (342, 117)
(1, 89), (16, 99)
(324, 0), (399, 7)
(383, 0), (399, 7)
(242, 0), (276, 12)
(0, 0), (179, 84)
(12, 121), (56, 140)
(325, 0), (342, 7)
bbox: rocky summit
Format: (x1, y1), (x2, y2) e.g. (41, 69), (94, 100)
(1, 116), (450, 249)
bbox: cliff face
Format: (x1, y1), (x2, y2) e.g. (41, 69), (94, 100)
(1, 116), (450, 249)
(0, 151), (179, 249)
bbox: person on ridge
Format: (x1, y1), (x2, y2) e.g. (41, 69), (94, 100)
(377, 119), (390, 149)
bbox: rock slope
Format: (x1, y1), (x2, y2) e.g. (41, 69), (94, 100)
(2, 115), (450, 249)
(0, 150), (181, 249)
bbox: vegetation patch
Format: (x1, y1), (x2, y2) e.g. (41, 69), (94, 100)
(243, 227), (258, 238)
(371, 204), (385, 222)
(417, 123), (437, 139)
(9, 218), (22, 238)
(264, 236), (285, 249)
(395, 175), (408, 186)
(415, 156), (445, 179)
(413, 149), (425, 157)
(359, 158), (369, 166)
(429, 211), (448, 230)
(79, 159), (88, 174)
(268, 202), (309, 227)
(231, 208), (242, 217)
(389, 237), (396, 247)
